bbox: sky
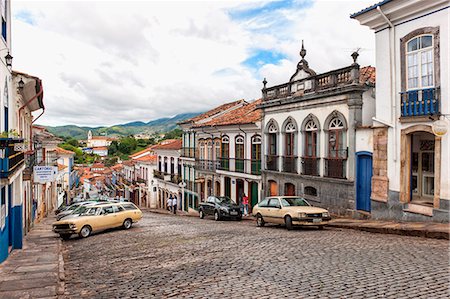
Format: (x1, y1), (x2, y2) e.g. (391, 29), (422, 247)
(12, 0), (376, 127)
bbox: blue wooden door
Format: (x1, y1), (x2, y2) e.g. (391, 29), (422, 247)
(356, 152), (372, 212)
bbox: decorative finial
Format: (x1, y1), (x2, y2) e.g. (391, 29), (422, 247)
(300, 40), (306, 59)
(262, 77), (267, 89)
(351, 49), (360, 64)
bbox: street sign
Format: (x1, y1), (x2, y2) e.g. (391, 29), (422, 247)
(34, 166), (57, 183)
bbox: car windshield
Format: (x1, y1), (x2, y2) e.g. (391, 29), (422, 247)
(217, 197), (233, 204)
(281, 198), (310, 207)
(68, 204), (81, 211)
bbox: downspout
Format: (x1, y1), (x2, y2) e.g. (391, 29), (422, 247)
(376, 6), (397, 161)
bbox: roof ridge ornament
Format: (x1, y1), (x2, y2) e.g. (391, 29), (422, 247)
(289, 40), (316, 82)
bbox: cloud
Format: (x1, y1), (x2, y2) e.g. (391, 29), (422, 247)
(11, 0), (375, 127)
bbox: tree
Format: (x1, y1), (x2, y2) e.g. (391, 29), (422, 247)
(163, 128), (182, 140)
(66, 138), (79, 147)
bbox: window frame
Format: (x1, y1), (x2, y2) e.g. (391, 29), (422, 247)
(405, 34), (434, 90)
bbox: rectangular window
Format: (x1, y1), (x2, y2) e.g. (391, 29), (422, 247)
(421, 50), (433, 87)
(407, 53), (418, 89)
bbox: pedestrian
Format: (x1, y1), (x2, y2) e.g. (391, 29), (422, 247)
(167, 194), (173, 212)
(242, 193), (249, 216)
(172, 195), (178, 214)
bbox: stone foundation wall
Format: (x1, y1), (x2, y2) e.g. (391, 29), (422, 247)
(371, 127), (389, 201)
(262, 171), (355, 216)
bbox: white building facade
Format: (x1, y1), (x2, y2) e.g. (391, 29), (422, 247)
(259, 44), (375, 216)
(352, 0), (449, 222)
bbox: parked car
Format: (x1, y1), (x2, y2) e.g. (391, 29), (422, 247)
(55, 201), (98, 221)
(252, 196), (331, 230)
(199, 196), (242, 221)
(52, 202), (143, 240)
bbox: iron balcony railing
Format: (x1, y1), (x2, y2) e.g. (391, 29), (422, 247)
(400, 87), (440, 117)
(301, 157), (320, 176)
(195, 159), (218, 172)
(266, 155), (278, 171)
(153, 170), (182, 184)
(0, 138), (25, 179)
(216, 158), (261, 175)
(181, 147), (195, 158)
(282, 156), (297, 173)
(153, 170), (164, 180)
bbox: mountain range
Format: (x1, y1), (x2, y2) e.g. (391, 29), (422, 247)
(43, 112), (200, 140)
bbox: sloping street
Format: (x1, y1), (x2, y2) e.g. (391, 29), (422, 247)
(61, 212), (449, 298)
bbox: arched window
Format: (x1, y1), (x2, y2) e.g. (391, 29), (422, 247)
(235, 135), (245, 172)
(219, 136), (230, 171)
(207, 140), (213, 160)
(158, 156), (162, 172)
(266, 120), (279, 171)
(302, 115), (319, 176)
(283, 118), (297, 173)
(164, 157), (168, 174)
(325, 112), (347, 179)
(304, 186), (317, 197)
(251, 135), (261, 175)
(170, 157), (175, 174)
(406, 35), (433, 90)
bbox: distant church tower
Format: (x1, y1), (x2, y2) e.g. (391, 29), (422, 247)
(88, 130), (92, 140)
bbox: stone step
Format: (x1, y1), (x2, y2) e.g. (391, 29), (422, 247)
(404, 203), (433, 217)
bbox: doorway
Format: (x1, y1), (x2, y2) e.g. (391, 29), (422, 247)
(356, 152), (372, 212)
(410, 132), (435, 206)
(268, 180), (278, 196)
(236, 179), (244, 204)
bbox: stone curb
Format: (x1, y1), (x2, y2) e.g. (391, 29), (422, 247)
(147, 209), (448, 239)
(327, 223), (449, 240)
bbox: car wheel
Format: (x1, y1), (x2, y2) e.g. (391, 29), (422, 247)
(285, 215), (293, 230)
(318, 225), (324, 230)
(79, 225), (92, 238)
(199, 210), (204, 219)
(256, 214), (265, 227)
(214, 211), (221, 221)
(60, 234), (71, 240)
(236, 215), (242, 221)
(123, 218), (132, 229)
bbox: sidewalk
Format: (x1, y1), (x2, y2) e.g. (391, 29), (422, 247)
(0, 216), (64, 299)
(147, 208), (449, 239)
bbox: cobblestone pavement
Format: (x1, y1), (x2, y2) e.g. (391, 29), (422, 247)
(62, 212), (450, 299)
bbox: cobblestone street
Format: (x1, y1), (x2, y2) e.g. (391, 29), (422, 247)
(62, 212), (450, 298)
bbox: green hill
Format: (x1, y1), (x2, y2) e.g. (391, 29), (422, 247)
(43, 112), (200, 139)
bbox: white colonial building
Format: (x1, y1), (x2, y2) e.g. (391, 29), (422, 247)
(179, 99), (263, 212)
(352, 0), (449, 222)
(259, 43), (376, 216)
(153, 139), (183, 210)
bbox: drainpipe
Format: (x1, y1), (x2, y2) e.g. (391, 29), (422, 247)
(376, 6), (397, 161)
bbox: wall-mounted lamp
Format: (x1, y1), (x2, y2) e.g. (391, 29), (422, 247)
(4, 52), (12, 68)
(18, 77), (24, 90)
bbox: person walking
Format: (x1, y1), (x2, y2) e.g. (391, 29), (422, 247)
(167, 194), (173, 212)
(172, 195), (178, 214)
(242, 193), (249, 217)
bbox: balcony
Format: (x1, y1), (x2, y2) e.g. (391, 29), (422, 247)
(301, 157), (320, 176)
(216, 158), (261, 175)
(325, 158), (346, 179)
(263, 65), (359, 101)
(0, 138), (25, 179)
(23, 151), (36, 180)
(400, 87), (440, 117)
(195, 159), (218, 172)
(282, 156), (297, 173)
(153, 170), (164, 180)
(266, 155), (278, 171)
(170, 174), (182, 185)
(181, 147), (195, 158)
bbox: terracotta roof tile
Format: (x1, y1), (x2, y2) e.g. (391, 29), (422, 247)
(130, 145), (156, 158)
(56, 147), (75, 155)
(134, 155), (157, 163)
(57, 164), (67, 171)
(91, 163), (105, 168)
(92, 146), (108, 150)
(152, 139), (182, 150)
(360, 66), (376, 85)
(192, 99), (262, 128)
(179, 99), (245, 124)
